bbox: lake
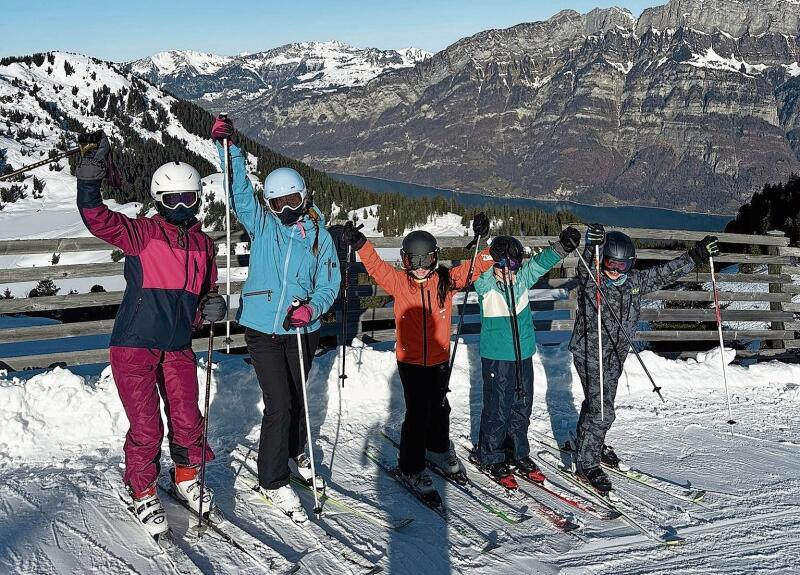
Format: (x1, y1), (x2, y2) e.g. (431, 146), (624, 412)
(330, 173), (734, 232)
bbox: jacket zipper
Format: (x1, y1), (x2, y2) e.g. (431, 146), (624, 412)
(273, 226), (296, 333)
(243, 289), (272, 301)
(420, 287), (428, 367)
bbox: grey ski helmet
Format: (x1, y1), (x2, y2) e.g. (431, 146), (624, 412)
(401, 230), (439, 271)
(602, 231), (636, 273)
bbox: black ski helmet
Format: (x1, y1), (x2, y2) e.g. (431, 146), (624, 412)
(602, 231), (636, 272)
(490, 236), (525, 270)
(401, 230), (439, 271)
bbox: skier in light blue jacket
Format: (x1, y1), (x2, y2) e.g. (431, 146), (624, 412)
(212, 116), (340, 522)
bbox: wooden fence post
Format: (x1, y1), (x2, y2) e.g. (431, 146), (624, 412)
(766, 230), (786, 350)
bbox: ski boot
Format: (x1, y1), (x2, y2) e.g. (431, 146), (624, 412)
(171, 465), (217, 519)
(131, 484), (170, 538)
(259, 484), (308, 524)
(426, 441), (468, 484)
(290, 453), (325, 490)
(601, 444), (630, 472)
(577, 466), (612, 495)
(398, 469), (442, 508)
(487, 462), (519, 490)
(467, 450), (518, 490)
(511, 456), (546, 484)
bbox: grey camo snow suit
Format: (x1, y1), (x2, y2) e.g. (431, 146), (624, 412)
(569, 248), (696, 472)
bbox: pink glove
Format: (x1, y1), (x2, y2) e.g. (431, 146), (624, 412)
(211, 115), (234, 140)
(286, 303), (314, 328)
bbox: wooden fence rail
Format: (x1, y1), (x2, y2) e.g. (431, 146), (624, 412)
(0, 226), (797, 371)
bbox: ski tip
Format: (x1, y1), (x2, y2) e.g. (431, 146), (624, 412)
(726, 419), (737, 426)
(662, 535), (685, 546)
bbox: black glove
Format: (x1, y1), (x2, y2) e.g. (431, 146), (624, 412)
(199, 294), (227, 323)
(472, 212), (489, 238)
(558, 226), (581, 254)
(585, 223), (605, 247)
(340, 221), (366, 250)
(689, 235), (720, 264)
(75, 130), (110, 181)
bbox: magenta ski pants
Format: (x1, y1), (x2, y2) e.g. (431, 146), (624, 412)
(110, 346), (214, 494)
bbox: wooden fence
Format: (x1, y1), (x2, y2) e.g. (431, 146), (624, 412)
(0, 227), (798, 372)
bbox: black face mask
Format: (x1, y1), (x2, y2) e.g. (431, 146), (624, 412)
(157, 203), (198, 226)
(276, 205), (305, 226)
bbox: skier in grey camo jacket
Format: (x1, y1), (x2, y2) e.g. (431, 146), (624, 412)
(570, 224), (719, 493)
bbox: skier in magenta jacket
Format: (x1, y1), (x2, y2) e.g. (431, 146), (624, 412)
(75, 131), (226, 537)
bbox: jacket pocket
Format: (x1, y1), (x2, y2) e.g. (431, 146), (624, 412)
(243, 289), (272, 302)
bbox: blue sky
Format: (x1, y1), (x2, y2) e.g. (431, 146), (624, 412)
(1, 1), (663, 62)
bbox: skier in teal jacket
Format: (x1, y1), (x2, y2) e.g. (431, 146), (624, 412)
(212, 116), (340, 523)
(473, 228), (580, 488)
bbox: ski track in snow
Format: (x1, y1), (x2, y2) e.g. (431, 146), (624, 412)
(1, 341), (799, 574)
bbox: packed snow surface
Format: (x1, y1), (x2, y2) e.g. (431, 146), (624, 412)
(1, 340), (798, 574)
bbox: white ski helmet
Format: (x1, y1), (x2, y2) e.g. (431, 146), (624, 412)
(150, 161), (202, 207)
(264, 167), (308, 213)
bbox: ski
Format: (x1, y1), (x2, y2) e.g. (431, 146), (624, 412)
(104, 471), (201, 575)
(453, 440), (582, 532)
(378, 430), (533, 526)
(455, 435), (618, 522)
(363, 442), (502, 554)
(536, 450), (685, 546)
(157, 477), (300, 574)
(231, 449), (384, 575)
(232, 444), (414, 531)
(529, 429), (707, 505)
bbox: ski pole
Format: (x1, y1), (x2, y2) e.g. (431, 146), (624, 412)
(194, 322), (215, 536)
(285, 300), (322, 517)
(595, 245), (604, 421)
(573, 247), (664, 402)
(297, 326), (322, 518)
(221, 115), (232, 354)
(0, 148), (80, 181)
(338, 224), (361, 387)
(503, 255), (524, 399)
(709, 255), (736, 429)
(442, 233), (482, 406)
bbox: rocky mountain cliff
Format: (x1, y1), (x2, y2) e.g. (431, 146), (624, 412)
(196, 0), (799, 214)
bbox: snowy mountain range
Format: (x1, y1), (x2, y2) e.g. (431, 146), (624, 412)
(138, 0), (799, 215)
(126, 42), (432, 112)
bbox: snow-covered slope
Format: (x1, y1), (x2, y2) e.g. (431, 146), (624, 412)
(0, 341), (798, 573)
(0, 51), (224, 237)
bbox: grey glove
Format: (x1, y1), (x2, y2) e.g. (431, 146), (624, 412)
(200, 294), (227, 323)
(75, 130), (110, 181)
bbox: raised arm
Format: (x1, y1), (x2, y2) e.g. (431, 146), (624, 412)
(357, 240), (405, 297)
(516, 227), (580, 290)
(214, 140), (265, 237)
(76, 132), (150, 254)
(450, 247), (494, 290)
(637, 253), (695, 294)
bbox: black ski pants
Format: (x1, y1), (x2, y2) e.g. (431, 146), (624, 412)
(397, 361), (451, 475)
(245, 327), (319, 490)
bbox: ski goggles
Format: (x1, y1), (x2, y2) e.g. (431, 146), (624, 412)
(602, 257), (634, 273)
(267, 192), (305, 214)
(494, 257), (522, 272)
(160, 191), (199, 209)
(401, 250), (438, 270)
